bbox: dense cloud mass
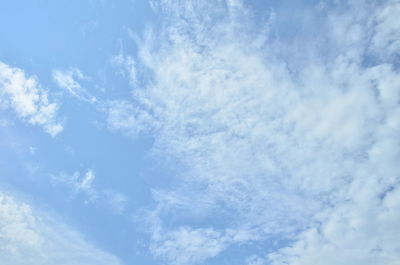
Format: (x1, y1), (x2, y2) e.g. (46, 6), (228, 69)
(107, 0), (400, 264)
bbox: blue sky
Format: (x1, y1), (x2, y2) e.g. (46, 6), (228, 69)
(1, 0), (400, 265)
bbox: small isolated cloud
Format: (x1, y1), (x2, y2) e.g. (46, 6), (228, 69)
(52, 68), (96, 103)
(29, 146), (36, 155)
(52, 169), (127, 214)
(53, 169), (97, 201)
(0, 191), (122, 265)
(78, 169), (96, 193)
(0, 61), (63, 136)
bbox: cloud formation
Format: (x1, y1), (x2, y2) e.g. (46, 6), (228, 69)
(107, 0), (400, 264)
(53, 68), (96, 103)
(52, 169), (127, 214)
(111, 52), (138, 87)
(0, 191), (122, 265)
(0, 62), (63, 136)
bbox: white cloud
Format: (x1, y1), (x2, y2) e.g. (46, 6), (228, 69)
(0, 191), (122, 265)
(106, 100), (154, 136)
(150, 226), (229, 265)
(53, 170), (97, 201)
(52, 68), (96, 103)
(110, 52), (138, 86)
(370, 0), (400, 61)
(108, 0), (400, 264)
(52, 169), (127, 214)
(268, 178), (400, 265)
(263, 2), (400, 264)
(0, 62), (63, 136)
(79, 169), (96, 192)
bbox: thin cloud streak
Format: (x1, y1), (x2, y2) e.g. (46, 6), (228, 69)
(51, 169), (128, 214)
(53, 68), (97, 104)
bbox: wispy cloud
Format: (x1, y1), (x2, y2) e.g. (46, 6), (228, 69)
(110, 52), (138, 87)
(268, 179), (400, 265)
(370, 0), (400, 61)
(0, 62), (63, 136)
(150, 226), (229, 265)
(52, 169), (127, 214)
(106, 100), (154, 136)
(53, 68), (97, 103)
(0, 191), (122, 265)
(107, 0), (400, 264)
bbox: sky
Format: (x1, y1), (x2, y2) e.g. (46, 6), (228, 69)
(0, 0), (400, 264)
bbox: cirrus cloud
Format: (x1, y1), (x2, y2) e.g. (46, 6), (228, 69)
(107, 0), (400, 264)
(0, 191), (122, 265)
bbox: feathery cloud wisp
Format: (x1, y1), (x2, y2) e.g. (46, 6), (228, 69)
(53, 68), (96, 103)
(51, 169), (128, 214)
